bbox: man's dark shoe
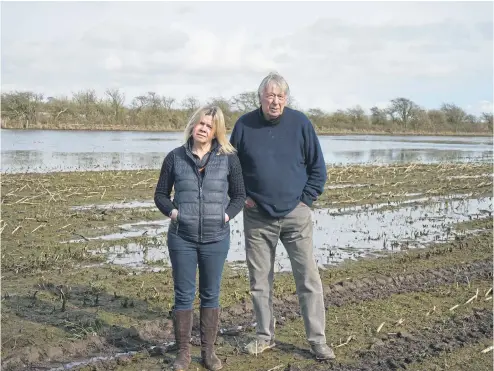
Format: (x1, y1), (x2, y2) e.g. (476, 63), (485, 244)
(310, 343), (336, 360)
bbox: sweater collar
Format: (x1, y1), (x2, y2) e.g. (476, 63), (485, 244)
(258, 107), (284, 126)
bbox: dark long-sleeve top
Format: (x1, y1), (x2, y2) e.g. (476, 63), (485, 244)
(154, 148), (246, 220)
(230, 106), (327, 217)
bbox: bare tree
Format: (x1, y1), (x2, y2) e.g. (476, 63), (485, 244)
(181, 96), (200, 114)
(481, 112), (493, 130)
(1, 91), (44, 128)
(162, 96), (176, 111)
(207, 97), (231, 114)
(72, 89), (98, 106)
(144, 92), (162, 111)
(427, 109), (446, 129)
(388, 98), (418, 129)
(440, 103), (468, 130)
(131, 95), (148, 113)
(306, 108), (328, 130)
(230, 91), (258, 112)
(410, 108), (431, 130)
(331, 109), (352, 126)
(105, 88), (125, 122)
(46, 96), (73, 123)
(307, 108), (326, 117)
(72, 89), (99, 119)
(346, 105), (368, 126)
(370, 106), (387, 126)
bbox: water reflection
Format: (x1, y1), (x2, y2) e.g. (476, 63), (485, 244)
(1, 129), (492, 173)
(335, 148), (493, 164)
(1, 150), (165, 173)
(333, 135), (493, 145)
(76, 195), (493, 272)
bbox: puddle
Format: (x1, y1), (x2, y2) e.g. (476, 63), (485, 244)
(317, 193), (477, 212)
(68, 221), (167, 242)
(90, 240), (169, 267)
(325, 183), (368, 189)
(49, 351), (138, 370)
(71, 201), (155, 211)
(323, 192), (426, 206)
(76, 194), (493, 272)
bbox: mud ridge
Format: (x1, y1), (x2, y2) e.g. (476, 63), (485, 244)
(3, 259), (490, 370)
(220, 259), (493, 328)
(24, 308), (493, 371)
(287, 308), (493, 371)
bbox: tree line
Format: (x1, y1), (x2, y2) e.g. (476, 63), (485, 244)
(1, 89), (492, 134)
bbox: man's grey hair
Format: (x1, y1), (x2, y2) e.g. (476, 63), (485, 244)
(257, 72), (290, 103)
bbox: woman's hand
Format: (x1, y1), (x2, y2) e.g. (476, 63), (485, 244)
(169, 209), (178, 221)
(225, 213), (230, 223)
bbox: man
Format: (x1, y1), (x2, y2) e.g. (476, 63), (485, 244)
(229, 72), (335, 360)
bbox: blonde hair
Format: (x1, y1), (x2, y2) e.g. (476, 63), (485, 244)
(183, 105), (236, 155)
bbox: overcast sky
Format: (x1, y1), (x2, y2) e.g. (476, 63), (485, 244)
(1, 1), (493, 115)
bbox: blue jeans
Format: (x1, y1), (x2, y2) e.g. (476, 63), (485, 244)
(167, 232), (230, 310)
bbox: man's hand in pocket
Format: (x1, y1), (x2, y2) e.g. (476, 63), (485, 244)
(245, 197), (256, 208)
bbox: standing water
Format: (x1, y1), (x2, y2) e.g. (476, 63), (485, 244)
(1, 129), (492, 173)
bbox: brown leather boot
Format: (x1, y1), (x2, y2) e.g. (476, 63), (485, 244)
(172, 309), (193, 371)
(200, 307), (222, 370)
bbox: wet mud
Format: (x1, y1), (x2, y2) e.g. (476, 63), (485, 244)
(3, 253), (491, 370)
(288, 309), (493, 371)
(219, 259), (493, 330)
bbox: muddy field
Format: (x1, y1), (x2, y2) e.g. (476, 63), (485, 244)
(1, 162), (493, 371)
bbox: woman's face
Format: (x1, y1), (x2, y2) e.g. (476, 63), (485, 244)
(192, 113), (215, 145)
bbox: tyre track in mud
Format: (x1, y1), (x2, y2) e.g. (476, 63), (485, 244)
(27, 304), (493, 371)
(285, 308), (493, 371)
(5, 251), (492, 370)
(220, 259), (493, 328)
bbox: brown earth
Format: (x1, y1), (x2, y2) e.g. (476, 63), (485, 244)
(2, 233), (492, 370)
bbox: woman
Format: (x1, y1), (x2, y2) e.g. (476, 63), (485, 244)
(154, 105), (246, 371)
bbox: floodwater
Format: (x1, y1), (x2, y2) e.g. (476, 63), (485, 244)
(67, 194), (493, 272)
(1, 129), (492, 173)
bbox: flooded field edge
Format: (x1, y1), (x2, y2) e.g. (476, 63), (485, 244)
(2, 126), (492, 136)
(2, 130), (492, 174)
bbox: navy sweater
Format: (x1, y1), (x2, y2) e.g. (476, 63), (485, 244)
(230, 107), (327, 217)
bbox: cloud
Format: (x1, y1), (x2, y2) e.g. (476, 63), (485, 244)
(478, 101), (493, 114)
(81, 22), (189, 53)
(104, 55), (123, 71)
(276, 17), (490, 78)
(269, 14), (492, 112)
(1, 1), (492, 114)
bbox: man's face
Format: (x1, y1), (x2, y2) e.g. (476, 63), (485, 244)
(260, 83), (286, 120)
(192, 114), (215, 144)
